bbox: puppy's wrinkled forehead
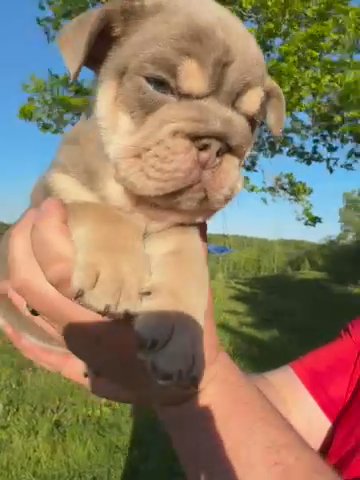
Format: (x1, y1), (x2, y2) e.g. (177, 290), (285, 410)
(104, 0), (266, 96)
(58, 0), (285, 136)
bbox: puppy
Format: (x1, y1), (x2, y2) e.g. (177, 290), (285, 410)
(0, 0), (285, 387)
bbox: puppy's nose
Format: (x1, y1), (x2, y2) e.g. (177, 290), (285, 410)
(194, 138), (229, 168)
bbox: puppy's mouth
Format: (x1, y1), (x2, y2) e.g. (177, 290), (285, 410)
(143, 182), (209, 210)
(115, 135), (243, 213)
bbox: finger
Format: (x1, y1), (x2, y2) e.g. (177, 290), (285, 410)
(57, 355), (89, 387)
(3, 322), (134, 401)
(3, 323), (89, 386)
(0, 280), (10, 296)
(8, 208), (46, 294)
(8, 208), (101, 331)
(4, 321), (142, 401)
(31, 199), (74, 295)
(3, 323), (63, 371)
(32, 199), (73, 265)
(38, 198), (69, 223)
(6, 287), (64, 343)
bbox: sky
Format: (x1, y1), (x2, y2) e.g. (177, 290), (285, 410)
(0, 1), (358, 243)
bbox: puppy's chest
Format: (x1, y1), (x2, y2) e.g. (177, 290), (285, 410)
(43, 119), (187, 235)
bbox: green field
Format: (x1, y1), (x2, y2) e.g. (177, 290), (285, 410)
(0, 230), (359, 479)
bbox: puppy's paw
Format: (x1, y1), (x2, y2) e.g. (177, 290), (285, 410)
(133, 311), (204, 388)
(66, 203), (147, 316)
(72, 252), (143, 315)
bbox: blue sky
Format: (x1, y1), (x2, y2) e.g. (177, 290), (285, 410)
(0, 1), (358, 242)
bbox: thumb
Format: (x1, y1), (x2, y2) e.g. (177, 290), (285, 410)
(31, 199), (75, 296)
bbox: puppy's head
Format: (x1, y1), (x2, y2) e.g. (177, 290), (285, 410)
(58, 0), (286, 221)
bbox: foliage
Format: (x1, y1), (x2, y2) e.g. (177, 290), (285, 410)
(288, 239), (360, 285)
(19, 0), (360, 226)
(208, 233), (314, 278)
(19, 71), (92, 133)
(245, 172), (322, 226)
(338, 189), (360, 242)
(286, 189), (360, 284)
(36, 0), (105, 41)
(322, 240), (360, 285)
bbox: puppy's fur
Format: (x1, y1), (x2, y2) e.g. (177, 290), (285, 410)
(0, 0), (285, 386)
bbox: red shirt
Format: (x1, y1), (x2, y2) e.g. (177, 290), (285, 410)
(291, 318), (360, 479)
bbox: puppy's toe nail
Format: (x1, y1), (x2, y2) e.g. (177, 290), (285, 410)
(121, 310), (135, 322)
(147, 338), (159, 351)
(140, 290), (152, 298)
(26, 305), (40, 317)
(157, 371), (174, 385)
(74, 289), (84, 301)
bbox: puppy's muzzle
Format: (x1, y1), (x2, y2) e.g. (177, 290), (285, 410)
(113, 100), (249, 201)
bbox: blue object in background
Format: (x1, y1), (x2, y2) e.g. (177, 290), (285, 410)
(207, 244), (234, 256)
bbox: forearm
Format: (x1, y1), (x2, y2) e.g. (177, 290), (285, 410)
(157, 352), (339, 480)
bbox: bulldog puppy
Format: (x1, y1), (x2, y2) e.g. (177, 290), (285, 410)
(0, 0), (285, 387)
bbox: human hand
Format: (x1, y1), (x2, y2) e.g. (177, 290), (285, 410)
(0, 199), (221, 405)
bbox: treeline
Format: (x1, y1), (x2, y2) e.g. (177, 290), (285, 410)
(208, 234), (315, 279)
(208, 234), (359, 286)
(288, 240), (360, 285)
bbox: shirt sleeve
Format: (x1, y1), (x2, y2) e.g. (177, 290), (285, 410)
(290, 317), (360, 423)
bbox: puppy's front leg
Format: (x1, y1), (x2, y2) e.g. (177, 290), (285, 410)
(66, 202), (148, 315)
(135, 226), (209, 387)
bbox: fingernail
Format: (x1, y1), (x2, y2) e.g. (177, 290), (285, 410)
(35, 198), (67, 224)
(40, 198), (59, 212)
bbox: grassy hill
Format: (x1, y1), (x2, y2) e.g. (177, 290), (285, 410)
(0, 227), (359, 479)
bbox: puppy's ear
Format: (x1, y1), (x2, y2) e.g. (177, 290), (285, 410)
(263, 77), (286, 137)
(57, 6), (118, 81)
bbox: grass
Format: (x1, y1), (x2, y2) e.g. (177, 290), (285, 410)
(0, 268), (359, 479)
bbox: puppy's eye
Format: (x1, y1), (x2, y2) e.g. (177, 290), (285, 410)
(145, 76), (174, 96)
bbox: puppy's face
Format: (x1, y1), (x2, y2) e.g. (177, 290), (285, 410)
(58, 0), (286, 220)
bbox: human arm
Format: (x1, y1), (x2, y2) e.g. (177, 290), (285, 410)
(252, 367), (331, 451)
(253, 316), (360, 453)
(156, 303), (339, 480)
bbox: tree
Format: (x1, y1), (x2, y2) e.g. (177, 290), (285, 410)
(19, 0), (360, 226)
(338, 189), (360, 242)
(299, 256), (311, 272)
